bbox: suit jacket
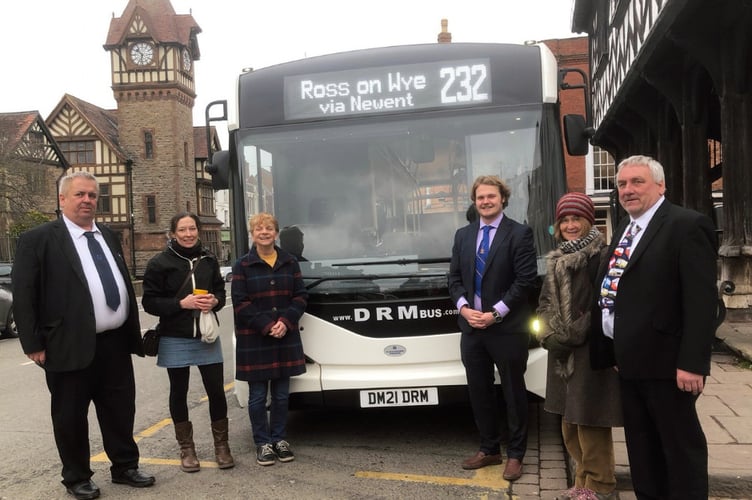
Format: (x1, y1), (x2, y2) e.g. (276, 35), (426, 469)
(448, 215), (538, 334)
(590, 200), (717, 379)
(13, 218), (144, 372)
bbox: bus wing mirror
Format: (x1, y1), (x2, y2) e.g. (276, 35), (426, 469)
(563, 114), (593, 156)
(205, 150), (230, 190)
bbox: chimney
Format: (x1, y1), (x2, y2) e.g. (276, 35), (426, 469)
(437, 19), (452, 43)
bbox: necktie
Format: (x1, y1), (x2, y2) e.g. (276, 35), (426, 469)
(475, 225), (491, 298)
(84, 231), (121, 311)
(598, 222), (641, 313)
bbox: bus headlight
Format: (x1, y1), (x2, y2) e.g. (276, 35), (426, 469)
(530, 317), (541, 335)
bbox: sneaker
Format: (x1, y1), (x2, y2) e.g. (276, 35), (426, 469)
(273, 440), (295, 462)
(256, 443), (276, 466)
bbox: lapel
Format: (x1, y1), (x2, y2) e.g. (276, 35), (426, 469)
(98, 225), (128, 281)
(625, 200), (671, 269)
(463, 222), (481, 271)
(51, 219), (91, 290)
(484, 215), (512, 270)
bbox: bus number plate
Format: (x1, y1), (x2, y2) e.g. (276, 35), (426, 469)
(359, 387), (439, 408)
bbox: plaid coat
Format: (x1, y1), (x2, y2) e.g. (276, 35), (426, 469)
(232, 246), (308, 381)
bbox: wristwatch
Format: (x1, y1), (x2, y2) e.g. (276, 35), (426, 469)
(492, 310), (503, 323)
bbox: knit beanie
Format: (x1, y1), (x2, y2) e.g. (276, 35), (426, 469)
(555, 192), (595, 225)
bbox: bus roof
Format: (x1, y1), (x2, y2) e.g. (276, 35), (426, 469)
(236, 43), (546, 128)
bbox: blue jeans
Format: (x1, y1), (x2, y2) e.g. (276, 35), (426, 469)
(248, 378), (290, 445)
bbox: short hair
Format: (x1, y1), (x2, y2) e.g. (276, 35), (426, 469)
(170, 212), (201, 233)
(59, 171), (98, 196)
(248, 212), (279, 233)
(617, 155), (665, 185)
(470, 175), (511, 208)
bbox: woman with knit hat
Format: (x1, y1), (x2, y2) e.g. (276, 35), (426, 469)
(537, 192), (622, 500)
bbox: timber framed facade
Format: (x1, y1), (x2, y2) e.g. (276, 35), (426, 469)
(573, 0), (752, 317)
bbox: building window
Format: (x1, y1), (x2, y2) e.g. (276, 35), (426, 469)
(144, 131), (154, 159)
(146, 195), (156, 224)
(25, 169), (46, 192)
(60, 141), (95, 164)
(201, 229), (219, 257)
(593, 146), (615, 191)
(199, 184), (215, 216)
(98, 183), (112, 213)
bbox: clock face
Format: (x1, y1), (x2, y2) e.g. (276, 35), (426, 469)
(182, 49), (192, 71)
(130, 42), (154, 66)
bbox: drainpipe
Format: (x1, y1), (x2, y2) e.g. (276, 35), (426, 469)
(126, 158), (136, 273)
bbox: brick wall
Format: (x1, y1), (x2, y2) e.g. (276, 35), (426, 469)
(543, 37), (589, 193)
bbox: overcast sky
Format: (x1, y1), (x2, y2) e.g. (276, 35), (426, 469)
(3, 0), (578, 141)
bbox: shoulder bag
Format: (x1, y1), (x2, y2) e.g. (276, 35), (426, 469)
(142, 263), (199, 356)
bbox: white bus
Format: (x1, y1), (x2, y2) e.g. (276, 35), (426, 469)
(207, 42), (580, 409)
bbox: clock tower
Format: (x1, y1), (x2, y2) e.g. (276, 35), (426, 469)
(104, 0), (202, 269)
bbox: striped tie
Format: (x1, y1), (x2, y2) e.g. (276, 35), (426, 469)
(475, 225), (491, 298)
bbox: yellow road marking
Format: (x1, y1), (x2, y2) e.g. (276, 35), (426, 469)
(91, 384), (236, 464)
(90, 383), (516, 495)
(355, 463), (516, 496)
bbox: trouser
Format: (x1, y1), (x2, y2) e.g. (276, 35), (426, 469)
(248, 378), (290, 445)
(45, 329), (139, 486)
(461, 331), (529, 459)
(562, 420), (616, 494)
(620, 377), (708, 500)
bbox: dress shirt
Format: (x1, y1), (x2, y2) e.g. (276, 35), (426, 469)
(63, 216), (129, 332)
(456, 213), (510, 318)
(601, 196), (665, 338)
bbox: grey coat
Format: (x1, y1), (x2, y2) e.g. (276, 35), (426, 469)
(537, 234), (622, 427)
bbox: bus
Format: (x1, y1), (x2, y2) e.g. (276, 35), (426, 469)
(207, 42), (577, 409)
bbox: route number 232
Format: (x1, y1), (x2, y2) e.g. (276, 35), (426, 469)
(439, 64), (490, 104)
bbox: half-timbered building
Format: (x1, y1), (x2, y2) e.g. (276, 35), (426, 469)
(572, 0), (751, 318)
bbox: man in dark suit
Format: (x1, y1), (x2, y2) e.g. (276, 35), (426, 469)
(448, 175), (538, 482)
(13, 171), (155, 500)
(592, 155), (717, 499)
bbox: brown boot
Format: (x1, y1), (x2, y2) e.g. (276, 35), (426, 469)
(211, 418), (235, 469)
(174, 421), (200, 472)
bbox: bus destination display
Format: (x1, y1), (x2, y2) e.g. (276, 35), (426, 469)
(284, 58), (491, 120)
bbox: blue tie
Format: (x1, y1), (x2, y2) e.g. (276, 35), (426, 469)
(84, 231), (121, 311)
(475, 225), (491, 298)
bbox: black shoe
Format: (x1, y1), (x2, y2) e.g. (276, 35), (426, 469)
(273, 440), (295, 462)
(111, 468), (155, 488)
(256, 443), (276, 466)
(66, 480), (100, 500)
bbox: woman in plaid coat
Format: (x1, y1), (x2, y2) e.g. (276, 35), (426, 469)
(231, 213), (308, 466)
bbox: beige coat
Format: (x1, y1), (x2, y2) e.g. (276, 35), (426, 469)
(538, 235), (623, 427)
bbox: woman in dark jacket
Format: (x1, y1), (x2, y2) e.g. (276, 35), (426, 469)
(537, 193), (622, 500)
(232, 212), (308, 467)
(142, 212), (234, 472)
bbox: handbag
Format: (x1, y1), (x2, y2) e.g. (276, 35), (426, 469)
(142, 325), (160, 356)
(141, 263), (200, 356)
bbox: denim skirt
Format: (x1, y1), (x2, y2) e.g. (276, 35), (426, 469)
(157, 335), (223, 368)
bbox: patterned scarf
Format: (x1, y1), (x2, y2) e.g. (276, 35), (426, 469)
(558, 227), (601, 254)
